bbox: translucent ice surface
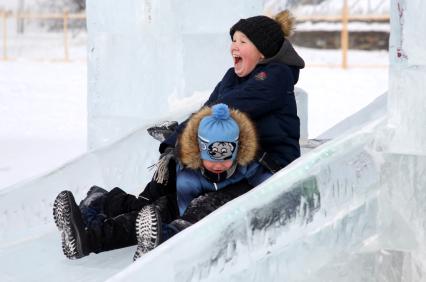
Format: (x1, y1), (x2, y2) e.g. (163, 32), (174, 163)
(108, 118), (386, 282)
(387, 0), (426, 155)
(86, 0), (262, 149)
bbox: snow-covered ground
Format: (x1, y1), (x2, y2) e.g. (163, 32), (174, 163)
(297, 47), (388, 138)
(0, 46), (388, 190)
(0, 60), (87, 189)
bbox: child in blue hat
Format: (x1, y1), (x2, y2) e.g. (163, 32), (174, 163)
(177, 103), (271, 215)
(133, 103), (272, 260)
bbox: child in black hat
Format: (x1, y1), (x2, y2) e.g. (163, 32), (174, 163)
(161, 10), (304, 173)
(153, 8), (305, 243)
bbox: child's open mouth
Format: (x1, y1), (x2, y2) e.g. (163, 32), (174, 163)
(233, 54), (242, 66)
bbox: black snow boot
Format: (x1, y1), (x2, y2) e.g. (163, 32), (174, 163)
(133, 205), (162, 261)
(53, 190), (92, 259)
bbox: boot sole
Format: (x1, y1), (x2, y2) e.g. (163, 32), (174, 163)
(133, 205), (161, 261)
(52, 191), (85, 259)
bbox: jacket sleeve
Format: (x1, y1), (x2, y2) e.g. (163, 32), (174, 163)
(176, 169), (204, 216)
(214, 64), (294, 119)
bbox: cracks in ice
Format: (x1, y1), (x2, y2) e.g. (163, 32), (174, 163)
(396, 1), (408, 60)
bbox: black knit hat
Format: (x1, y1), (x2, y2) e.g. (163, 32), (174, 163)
(230, 16), (284, 58)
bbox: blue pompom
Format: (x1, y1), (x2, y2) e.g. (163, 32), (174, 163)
(212, 103), (230, 120)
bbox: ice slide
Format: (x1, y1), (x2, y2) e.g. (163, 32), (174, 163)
(0, 107), (190, 281)
(0, 87), (387, 282)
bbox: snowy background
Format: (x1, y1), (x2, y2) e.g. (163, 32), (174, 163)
(0, 44), (388, 189)
(0, 59), (87, 189)
(0, 1), (388, 186)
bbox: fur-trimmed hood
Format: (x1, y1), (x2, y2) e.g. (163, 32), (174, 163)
(178, 106), (258, 170)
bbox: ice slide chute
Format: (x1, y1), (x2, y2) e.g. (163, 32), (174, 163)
(0, 96), (389, 281)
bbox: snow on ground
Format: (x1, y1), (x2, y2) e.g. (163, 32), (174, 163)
(299, 66), (387, 137)
(0, 60), (87, 189)
(297, 47), (388, 138)
(0, 46), (388, 190)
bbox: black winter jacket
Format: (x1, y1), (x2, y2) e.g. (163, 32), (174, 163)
(160, 39), (305, 170)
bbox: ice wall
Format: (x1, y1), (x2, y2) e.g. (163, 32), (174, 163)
(387, 0), (426, 155)
(86, 0), (262, 149)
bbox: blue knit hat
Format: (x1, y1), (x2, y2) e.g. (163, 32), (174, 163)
(198, 104), (239, 162)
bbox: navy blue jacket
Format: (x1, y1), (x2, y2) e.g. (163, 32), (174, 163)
(161, 40), (305, 169)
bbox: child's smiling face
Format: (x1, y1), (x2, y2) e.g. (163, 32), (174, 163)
(230, 31), (264, 77)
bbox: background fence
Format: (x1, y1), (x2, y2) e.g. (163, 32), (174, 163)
(0, 10), (86, 62)
(1, 0), (390, 67)
(293, 0), (389, 68)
